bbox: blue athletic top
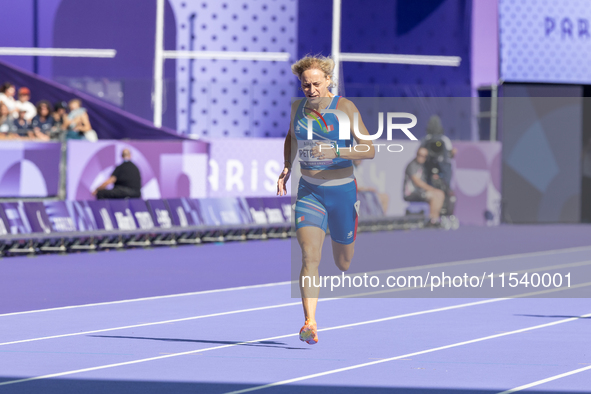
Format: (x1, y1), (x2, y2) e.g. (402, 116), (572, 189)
(293, 96), (353, 171)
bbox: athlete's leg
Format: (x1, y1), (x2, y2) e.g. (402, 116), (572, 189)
(325, 180), (358, 271)
(294, 179), (328, 344)
(297, 226), (326, 325)
(332, 240), (354, 271)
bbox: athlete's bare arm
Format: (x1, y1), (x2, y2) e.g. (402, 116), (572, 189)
(277, 100), (301, 196)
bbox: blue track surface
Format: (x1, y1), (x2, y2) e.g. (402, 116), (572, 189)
(1, 225), (591, 393)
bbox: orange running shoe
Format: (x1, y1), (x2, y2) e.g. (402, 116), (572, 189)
(299, 319), (318, 345)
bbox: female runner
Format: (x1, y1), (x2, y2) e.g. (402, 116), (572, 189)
(277, 55), (374, 344)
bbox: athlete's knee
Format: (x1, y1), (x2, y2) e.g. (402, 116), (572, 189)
(301, 244), (321, 269)
(334, 248), (354, 271)
(336, 257), (352, 272)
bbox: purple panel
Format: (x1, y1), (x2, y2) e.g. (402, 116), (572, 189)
(1, 203), (32, 234)
(166, 198), (202, 227)
(43, 201), (76, 233)
(22, 143), (61, 196)
(65, 201), (98, 232)
(193, 198), (252, 226)
(146, 200), (173, 229)
(127, 199), (154, 230)
(67, 140), (208, 201)
(208, 139), (285, 198)
(107, 200), (136, 231)
(0, 142), (61, 197)
(22, 202), (52, 234)
(86, 200), (116, 231)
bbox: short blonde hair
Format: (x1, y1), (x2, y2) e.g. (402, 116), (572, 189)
(291, 55), (336, 87)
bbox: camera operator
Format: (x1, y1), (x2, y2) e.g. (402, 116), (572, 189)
(420, 115), (456, 189)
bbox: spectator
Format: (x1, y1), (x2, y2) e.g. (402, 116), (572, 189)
(52, 101), (68, 132)
(14, 87), (36, 121)
(62, 98), (97, 142)
(0, 83), (17, 116)
(403, 147), (445, 225)
(30, 100), (55, 141)
(93, 149), (142, 199)
(13, 108), (30, 136)
(0, 102), (18, 138)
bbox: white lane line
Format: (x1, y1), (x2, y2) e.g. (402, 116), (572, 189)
(363, 245), (591, 277)
(0, 298), (506, 387)
(0, 301), (302, 347)
(0, 281), (291, 318)
(4, 244), (590, 318)
(225, 312), (591, 394)
(4, 278), (590, 348)
(497, 365), (591, 393)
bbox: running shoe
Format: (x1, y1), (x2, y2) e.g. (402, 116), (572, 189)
(299, 319), (318, 345)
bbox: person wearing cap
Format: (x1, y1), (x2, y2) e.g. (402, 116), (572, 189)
(14, 87), (36, 121)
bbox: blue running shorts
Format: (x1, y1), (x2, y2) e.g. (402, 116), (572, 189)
(294, 176), (359, 245)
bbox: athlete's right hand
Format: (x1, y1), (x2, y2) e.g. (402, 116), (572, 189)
(277, 167), (291, 196)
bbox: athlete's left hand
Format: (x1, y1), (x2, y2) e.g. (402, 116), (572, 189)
(311, 141), (336, 160)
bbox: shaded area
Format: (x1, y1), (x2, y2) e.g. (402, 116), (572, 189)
(515, 314), (591, 320)
(88, 335), (307, 351)
(0, 378), (581, 394)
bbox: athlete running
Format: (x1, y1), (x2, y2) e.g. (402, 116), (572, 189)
(277, 55), (375, 344)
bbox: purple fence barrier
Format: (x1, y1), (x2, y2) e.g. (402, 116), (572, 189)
(22, 202), (53, 234)
(166, 198), (202, 227)
(0, 205), (10, 236)
(194, 198), (252, 226)
(128, 199), (154, 230)
(248, 197), (291, 225)
(86, 201), (116, 231)
(1, 202), (31, 234)
(146, 200), (173, 229)
(43, 201), (77, 232)
(66, 201), (99, 232)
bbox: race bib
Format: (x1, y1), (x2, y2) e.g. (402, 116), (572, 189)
(298, 140), (334, 166)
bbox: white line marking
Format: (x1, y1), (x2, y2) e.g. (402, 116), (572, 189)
(0, 302), (302, 347)
(0, 47), (116, 57)
(225, 312), (591, 394)
(163, 50), (290, 61)
(339, 52), (461, 66)
(363, 245), (591, 277)
(0, 281), (291, 318)
(4, 244), (591, 318)
(4, 279), (589, 347)
(497, 365), (591, 393)
(0, 298), (508, 387)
